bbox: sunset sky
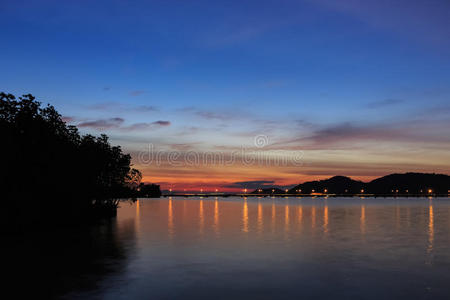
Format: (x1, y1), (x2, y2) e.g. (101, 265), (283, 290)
(2, 0), (450, 191)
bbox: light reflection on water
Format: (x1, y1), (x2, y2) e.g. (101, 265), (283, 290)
(69, 197), (450, 299)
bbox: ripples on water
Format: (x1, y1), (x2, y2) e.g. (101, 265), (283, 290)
(10, 197), (450, 299)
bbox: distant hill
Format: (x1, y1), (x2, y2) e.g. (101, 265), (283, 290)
(252, 173), (450, 195)
(367, 173), (450, 195)
(288, 176), (365, 194)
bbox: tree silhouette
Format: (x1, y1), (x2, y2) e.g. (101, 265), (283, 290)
(0, 92), (160, 228)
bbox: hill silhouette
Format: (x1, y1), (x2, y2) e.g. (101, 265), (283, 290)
(251, 173), (450, 196)
(289, 176), (365, 194)
(367, 173), (450, 195)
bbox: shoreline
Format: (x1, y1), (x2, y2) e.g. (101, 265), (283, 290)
(162, 193), (449, 198)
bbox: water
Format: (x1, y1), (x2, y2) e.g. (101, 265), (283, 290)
(9, 197), (450, 299)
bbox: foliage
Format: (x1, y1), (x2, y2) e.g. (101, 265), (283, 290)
(0, 92), (158, 226)
(138, 183), (162, 198)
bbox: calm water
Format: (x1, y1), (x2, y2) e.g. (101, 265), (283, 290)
(10, 197), (450, 299)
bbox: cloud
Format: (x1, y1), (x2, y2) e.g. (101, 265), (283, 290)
(299, 122), (403, 147)
(88, 102), (117, 110)
(136, 105), (158, 112)
(87, 102), (159, 112)
(121, 123), (151, 131)
(223, 180), (275, 189)
(309, 0), (450, 49)
(129, 90), (145, 96)
(177, 106), (243, 121)
(152, 120), (171, 126)
(222, 180), (296, 191)
(78, 117), (125, 130)
(367, 99), (403, 109)
(195, 111), (231, 121)
(62, 116), (74, 123)
(269, 121), (421, 150)
(76, 116), (170, 131)
(271, 119), (450, 151)
(121, 120), (171, 131)
(176, 106), (196, 112)
(168, 143), (201, 151)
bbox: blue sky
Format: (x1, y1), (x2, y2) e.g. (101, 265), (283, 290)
(2, 0), (450, 190)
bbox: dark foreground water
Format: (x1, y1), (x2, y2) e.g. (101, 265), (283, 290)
(7, 197), (450, 299)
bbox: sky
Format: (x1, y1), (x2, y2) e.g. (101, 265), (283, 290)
(2, 0), (450, 192)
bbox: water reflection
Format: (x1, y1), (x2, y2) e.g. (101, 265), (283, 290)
(360, 204), (366, 235)
(257, 201), (263, 234)
(168, 198), (174, 238)
(21, 197), (450, 299)
(311, 205), (316, 230)
(199, 199), (204, 236)
(6, 203), (137, 299)
(242, 199), (249, 233)
(298, 206), (303, 223)
(135, 199), (140, 234)
(427, 202), (434, 265)
(213, 198), (219, 236)
(396, 204), (400, 232)
(323, 204), (329, 234)
(285, 204), (290, 233)
(271, 202), (276, 233)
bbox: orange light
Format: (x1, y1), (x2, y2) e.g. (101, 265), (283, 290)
(312, 189), (315, 193)
(361, 189), (364, 193)
(215, 189), (218, 192)
(272, 189), (275, 193)
(428, 189), (433, 194)
(244, 188), (248, 193)
(285, 189), (288, 193)
(324, 189), (328, 193)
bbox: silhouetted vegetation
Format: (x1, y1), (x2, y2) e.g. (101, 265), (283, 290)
(367, 173), (450, 195)
(252, 173), (450, 196)
(138, 183), (162, 197)
(288, 176), (365, 194)
(0, 92), (160, 228)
